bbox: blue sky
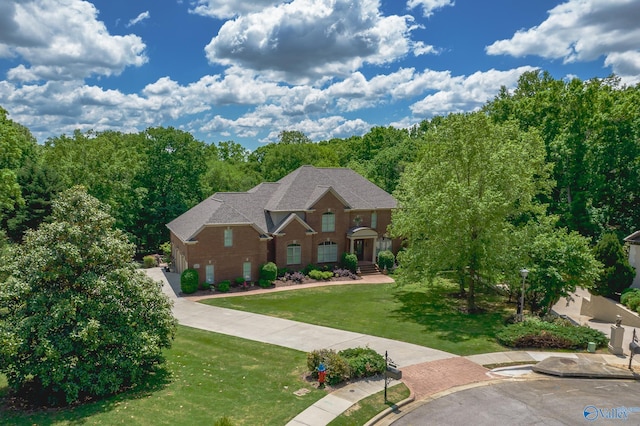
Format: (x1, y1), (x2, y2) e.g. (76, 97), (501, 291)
(1, 0), (639, 150)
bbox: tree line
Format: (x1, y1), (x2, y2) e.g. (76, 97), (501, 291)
(1, 70), (638, 258)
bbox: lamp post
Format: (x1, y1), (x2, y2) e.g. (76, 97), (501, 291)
(519, 268), (529, 322)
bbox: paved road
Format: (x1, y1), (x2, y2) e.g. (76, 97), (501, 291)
(392, 378), (640, 426)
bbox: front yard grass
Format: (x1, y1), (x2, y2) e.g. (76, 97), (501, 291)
(328, 383), (410, 426)
(0, 325), (325, 425)
(202, 279), (510, 355)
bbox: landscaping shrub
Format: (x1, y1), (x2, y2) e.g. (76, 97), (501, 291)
(283, 271), (305, 284)
(143, 255), (157, 268)
(180, 268), (199, 294)
(377, 250), (394, 271)
(333, 268), (358, 280)
(621, 288), (640, 311)
(260, 262), (278, 282)
(234, 276), (246, 287)
(591, 232), (635, 299)
(340, 252), (358, 273)
(277, 267), (291, 278)
(307, 349), (351, 385)
(496, 317), (608, 350)
(309, 269), (334, 280)
(303, 263), (320, 275)
(217, 280), (230, 293)
(159, 241), (171, 264)
(338, 347), (385, 378)
(258, 279), (273, 289)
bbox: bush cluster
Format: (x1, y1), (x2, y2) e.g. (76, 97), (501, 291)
(341, 252), (358, 273)
(260, 262), (277, 282)
(309, 269), (334, 280)
(621, 288), (640, 313)
(142, 255), (157, 268)
(377, 250), (395, 271)
(217, 280), (230, 293)
(333, 268), (359, 280)
(180, 268), (199, 294)
(496, 317), (608, 350)
(258, 279), (273, 288)
(283, 271), (305, 283)
(307, 347), (385, 385)
(234, 276), (246, 287)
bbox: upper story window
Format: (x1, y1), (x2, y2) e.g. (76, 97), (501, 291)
(371, 212), (377, 229)
(322, 212), (335, 232)
(224, 228), (233, 247)
(287, 244), (301, 265)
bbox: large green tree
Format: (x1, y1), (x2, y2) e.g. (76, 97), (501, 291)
(392, 112), (550, 312)
(0, 187), (176, 405)
(486, 71), (640, 238)
(0, 107), (38, 216)
(132, 127), (207, 251)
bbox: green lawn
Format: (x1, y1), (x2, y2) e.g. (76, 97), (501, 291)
(202, 279), (511, 355)
(0, 325), (325, 425)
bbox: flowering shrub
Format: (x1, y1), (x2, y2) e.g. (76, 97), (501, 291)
(283, 271), (305, 283)
(333, 268), (358, 280)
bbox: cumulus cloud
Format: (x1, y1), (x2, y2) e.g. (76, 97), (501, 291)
(126, 11), (150, 28)
(486, 0), (640, 81)
(189, 0), (282, 19)
(407, 0), (455, 17)
(0, 0), (147, 81)
(204, 0), (416, 84)
(410, 66), (537, 117)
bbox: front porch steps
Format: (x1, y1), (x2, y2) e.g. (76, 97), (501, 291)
(358, 262), (381, 275)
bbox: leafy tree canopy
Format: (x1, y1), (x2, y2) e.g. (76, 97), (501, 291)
(0, 187), (176, 405)
(392, 112), (551, 311)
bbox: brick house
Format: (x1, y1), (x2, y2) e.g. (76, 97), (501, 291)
(166, 165), (400, 285)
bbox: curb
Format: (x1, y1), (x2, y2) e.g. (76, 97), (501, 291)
(363, 387), (415, 426)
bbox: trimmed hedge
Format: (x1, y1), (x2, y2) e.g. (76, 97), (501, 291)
(496, 317), (608, 350)
(377, 250), (394, 271)
(341, 252), (358, 273)
(180, 268), (199, 294)
(260, 262), (278, 282)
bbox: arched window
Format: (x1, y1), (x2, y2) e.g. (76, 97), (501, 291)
(318, 241), (338, 263)
(287, 244), (301, 265)
(322, 212), (335, 232)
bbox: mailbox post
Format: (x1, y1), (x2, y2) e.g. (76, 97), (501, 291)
(384, 351), (402, 403)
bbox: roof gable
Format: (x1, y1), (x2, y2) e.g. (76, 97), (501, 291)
(167, 166), (396, 240)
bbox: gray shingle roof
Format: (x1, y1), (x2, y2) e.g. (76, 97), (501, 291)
(167, 166), (397, 242)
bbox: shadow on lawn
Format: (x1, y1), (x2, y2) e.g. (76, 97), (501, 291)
(390, 284), (510, 346)
(0, 365), (172, 423)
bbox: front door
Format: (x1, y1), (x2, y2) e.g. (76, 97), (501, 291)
(354, 239), (364, 261)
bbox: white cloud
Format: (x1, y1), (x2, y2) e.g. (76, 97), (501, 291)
(189, 0), (282, 19)
(204, 0), (416, 84)
(0, 0), (147, 81)
(410, 67), (537, 116)
(126, 11), (150, 28)
(486, 0), (640, 82)
(407, 0), (454, 17)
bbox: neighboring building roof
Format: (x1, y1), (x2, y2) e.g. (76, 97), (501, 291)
(167, 165), (397, 242)
(624, 231), (640, 245)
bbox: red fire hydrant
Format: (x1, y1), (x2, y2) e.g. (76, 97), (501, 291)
(317, 362), (326, 388)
